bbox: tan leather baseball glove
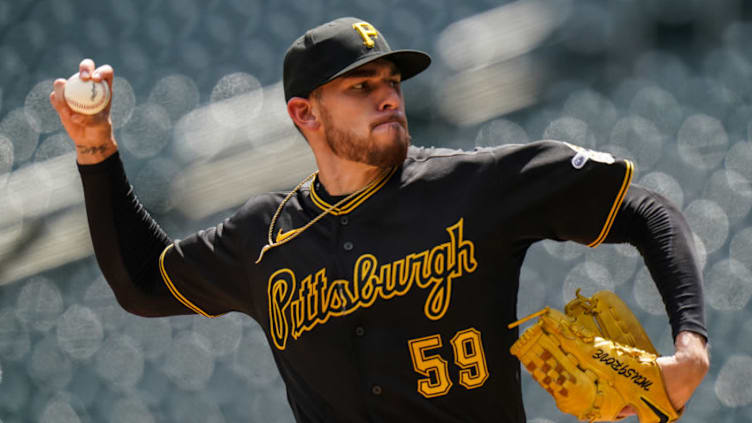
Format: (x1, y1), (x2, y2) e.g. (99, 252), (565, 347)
(509, 290), (682, 422)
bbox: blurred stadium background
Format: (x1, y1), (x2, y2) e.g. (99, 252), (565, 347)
(0, 0), (751, 421)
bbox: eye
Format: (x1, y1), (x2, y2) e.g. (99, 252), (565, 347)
(352, 82), (367, 90)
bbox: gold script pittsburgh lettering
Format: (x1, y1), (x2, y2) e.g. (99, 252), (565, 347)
(267, 218), (477, 350)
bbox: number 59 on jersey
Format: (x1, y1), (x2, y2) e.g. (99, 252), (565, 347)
(408, 328), (489, 398)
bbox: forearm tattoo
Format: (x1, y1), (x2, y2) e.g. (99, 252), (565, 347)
(76, 144), (111, 155)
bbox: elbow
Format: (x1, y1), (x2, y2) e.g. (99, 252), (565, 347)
(98, 263), (177, 317)
(111, 290), (152, 317)
(110, 284), (189, 318)
(115, 296), (173, 318)
(107, 282), (168, 318)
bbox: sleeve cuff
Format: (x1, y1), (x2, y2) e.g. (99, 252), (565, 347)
(674, 323), (709, 344)
(76, 150), (122, 175)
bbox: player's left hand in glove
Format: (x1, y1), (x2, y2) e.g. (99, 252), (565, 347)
(509, 290), (682, 422)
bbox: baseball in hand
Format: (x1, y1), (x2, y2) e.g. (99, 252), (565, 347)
(63, 72), (111, 115)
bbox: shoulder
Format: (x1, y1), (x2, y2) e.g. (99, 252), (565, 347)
(400, 140), (626, 188)
(403, 145), (498, 174)
(227, 191), (289, 226)
(403, 140), (577, 169)
(399, 144), (520, 186)
(405, 144), (497, 163)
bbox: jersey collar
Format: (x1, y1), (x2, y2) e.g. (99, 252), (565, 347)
(309, 166), (397, 215)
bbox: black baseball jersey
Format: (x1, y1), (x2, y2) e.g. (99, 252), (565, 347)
(155, 140), (633, 423)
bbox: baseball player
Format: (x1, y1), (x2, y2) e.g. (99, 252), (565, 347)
(50, 17), (708, 422)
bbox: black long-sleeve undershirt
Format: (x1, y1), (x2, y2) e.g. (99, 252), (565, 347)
(604, 185), (707, 341)
(79, 152), (187, 317)
(77, 152), (707, 341)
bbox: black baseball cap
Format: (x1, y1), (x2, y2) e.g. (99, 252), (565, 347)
(283, 17), (431, 101)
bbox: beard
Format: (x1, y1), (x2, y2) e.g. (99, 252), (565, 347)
(320, 107), (410, 168)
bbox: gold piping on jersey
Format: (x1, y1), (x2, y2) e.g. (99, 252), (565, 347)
(309, 167), (396, 215)
(268, 218), (478, 350)
(587, 159), (634, 248)
(159, 244), (221, 318)
(255, 166), (394, 263)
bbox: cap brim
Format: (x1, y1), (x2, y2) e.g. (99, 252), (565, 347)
(327, 49), (431, 84)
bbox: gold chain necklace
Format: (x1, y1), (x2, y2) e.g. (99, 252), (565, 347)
(254, 167), (392, 263)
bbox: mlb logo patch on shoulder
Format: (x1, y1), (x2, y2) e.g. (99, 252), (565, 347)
(571, 151), (588, 169)
(563, 142), (615, 169)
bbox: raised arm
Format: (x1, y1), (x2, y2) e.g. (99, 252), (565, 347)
(50, 58), (191, 317)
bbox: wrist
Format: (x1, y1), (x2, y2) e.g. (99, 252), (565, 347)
(76, 138), (119, 165)
(674, 331), (709, 363)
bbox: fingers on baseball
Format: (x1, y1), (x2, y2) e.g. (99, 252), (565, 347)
(92, 65), (114, 84)
(79, 58), (114, 84)
(79, 58), (95, 80)
(100, 66), (115, 115)
(50, 81), (76, 127)
(62, 61), (114, 119)
(50, 79), (67, 111)
(87, 64), (115, 115)
(50, 79), (98, 125)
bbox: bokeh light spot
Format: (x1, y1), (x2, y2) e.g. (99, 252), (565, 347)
(715, 355), (752, 407)
(706, 259), (752, 312)
(210, 72), (263, 128)
(683, 199), (729, 255)
(678, 114), (728, 170)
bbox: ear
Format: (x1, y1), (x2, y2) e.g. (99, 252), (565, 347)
(287, 97), (319, 131)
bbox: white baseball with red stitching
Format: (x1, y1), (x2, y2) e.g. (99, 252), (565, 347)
(63, 72), (111, 115)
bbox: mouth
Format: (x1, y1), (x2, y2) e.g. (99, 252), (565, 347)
(371, 115), (407, 131)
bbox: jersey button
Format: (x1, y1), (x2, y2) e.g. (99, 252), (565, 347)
(343, 241), (354, 251)
(355, 326), (365, 337)
(340, 216), (349, 225)
(371, 385), (382, 396)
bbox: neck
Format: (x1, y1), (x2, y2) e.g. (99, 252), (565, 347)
(315, 155), (385, 196)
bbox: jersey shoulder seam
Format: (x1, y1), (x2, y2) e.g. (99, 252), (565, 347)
(159, 243), (223, 318)
(406, 146), (503, 163)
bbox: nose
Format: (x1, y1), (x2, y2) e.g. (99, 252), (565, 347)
(377, 83), (402, 112)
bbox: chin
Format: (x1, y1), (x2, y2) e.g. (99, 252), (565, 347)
(368, 134), (410, 167)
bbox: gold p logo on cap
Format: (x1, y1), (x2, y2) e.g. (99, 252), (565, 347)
(352, 22), (379, 48)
